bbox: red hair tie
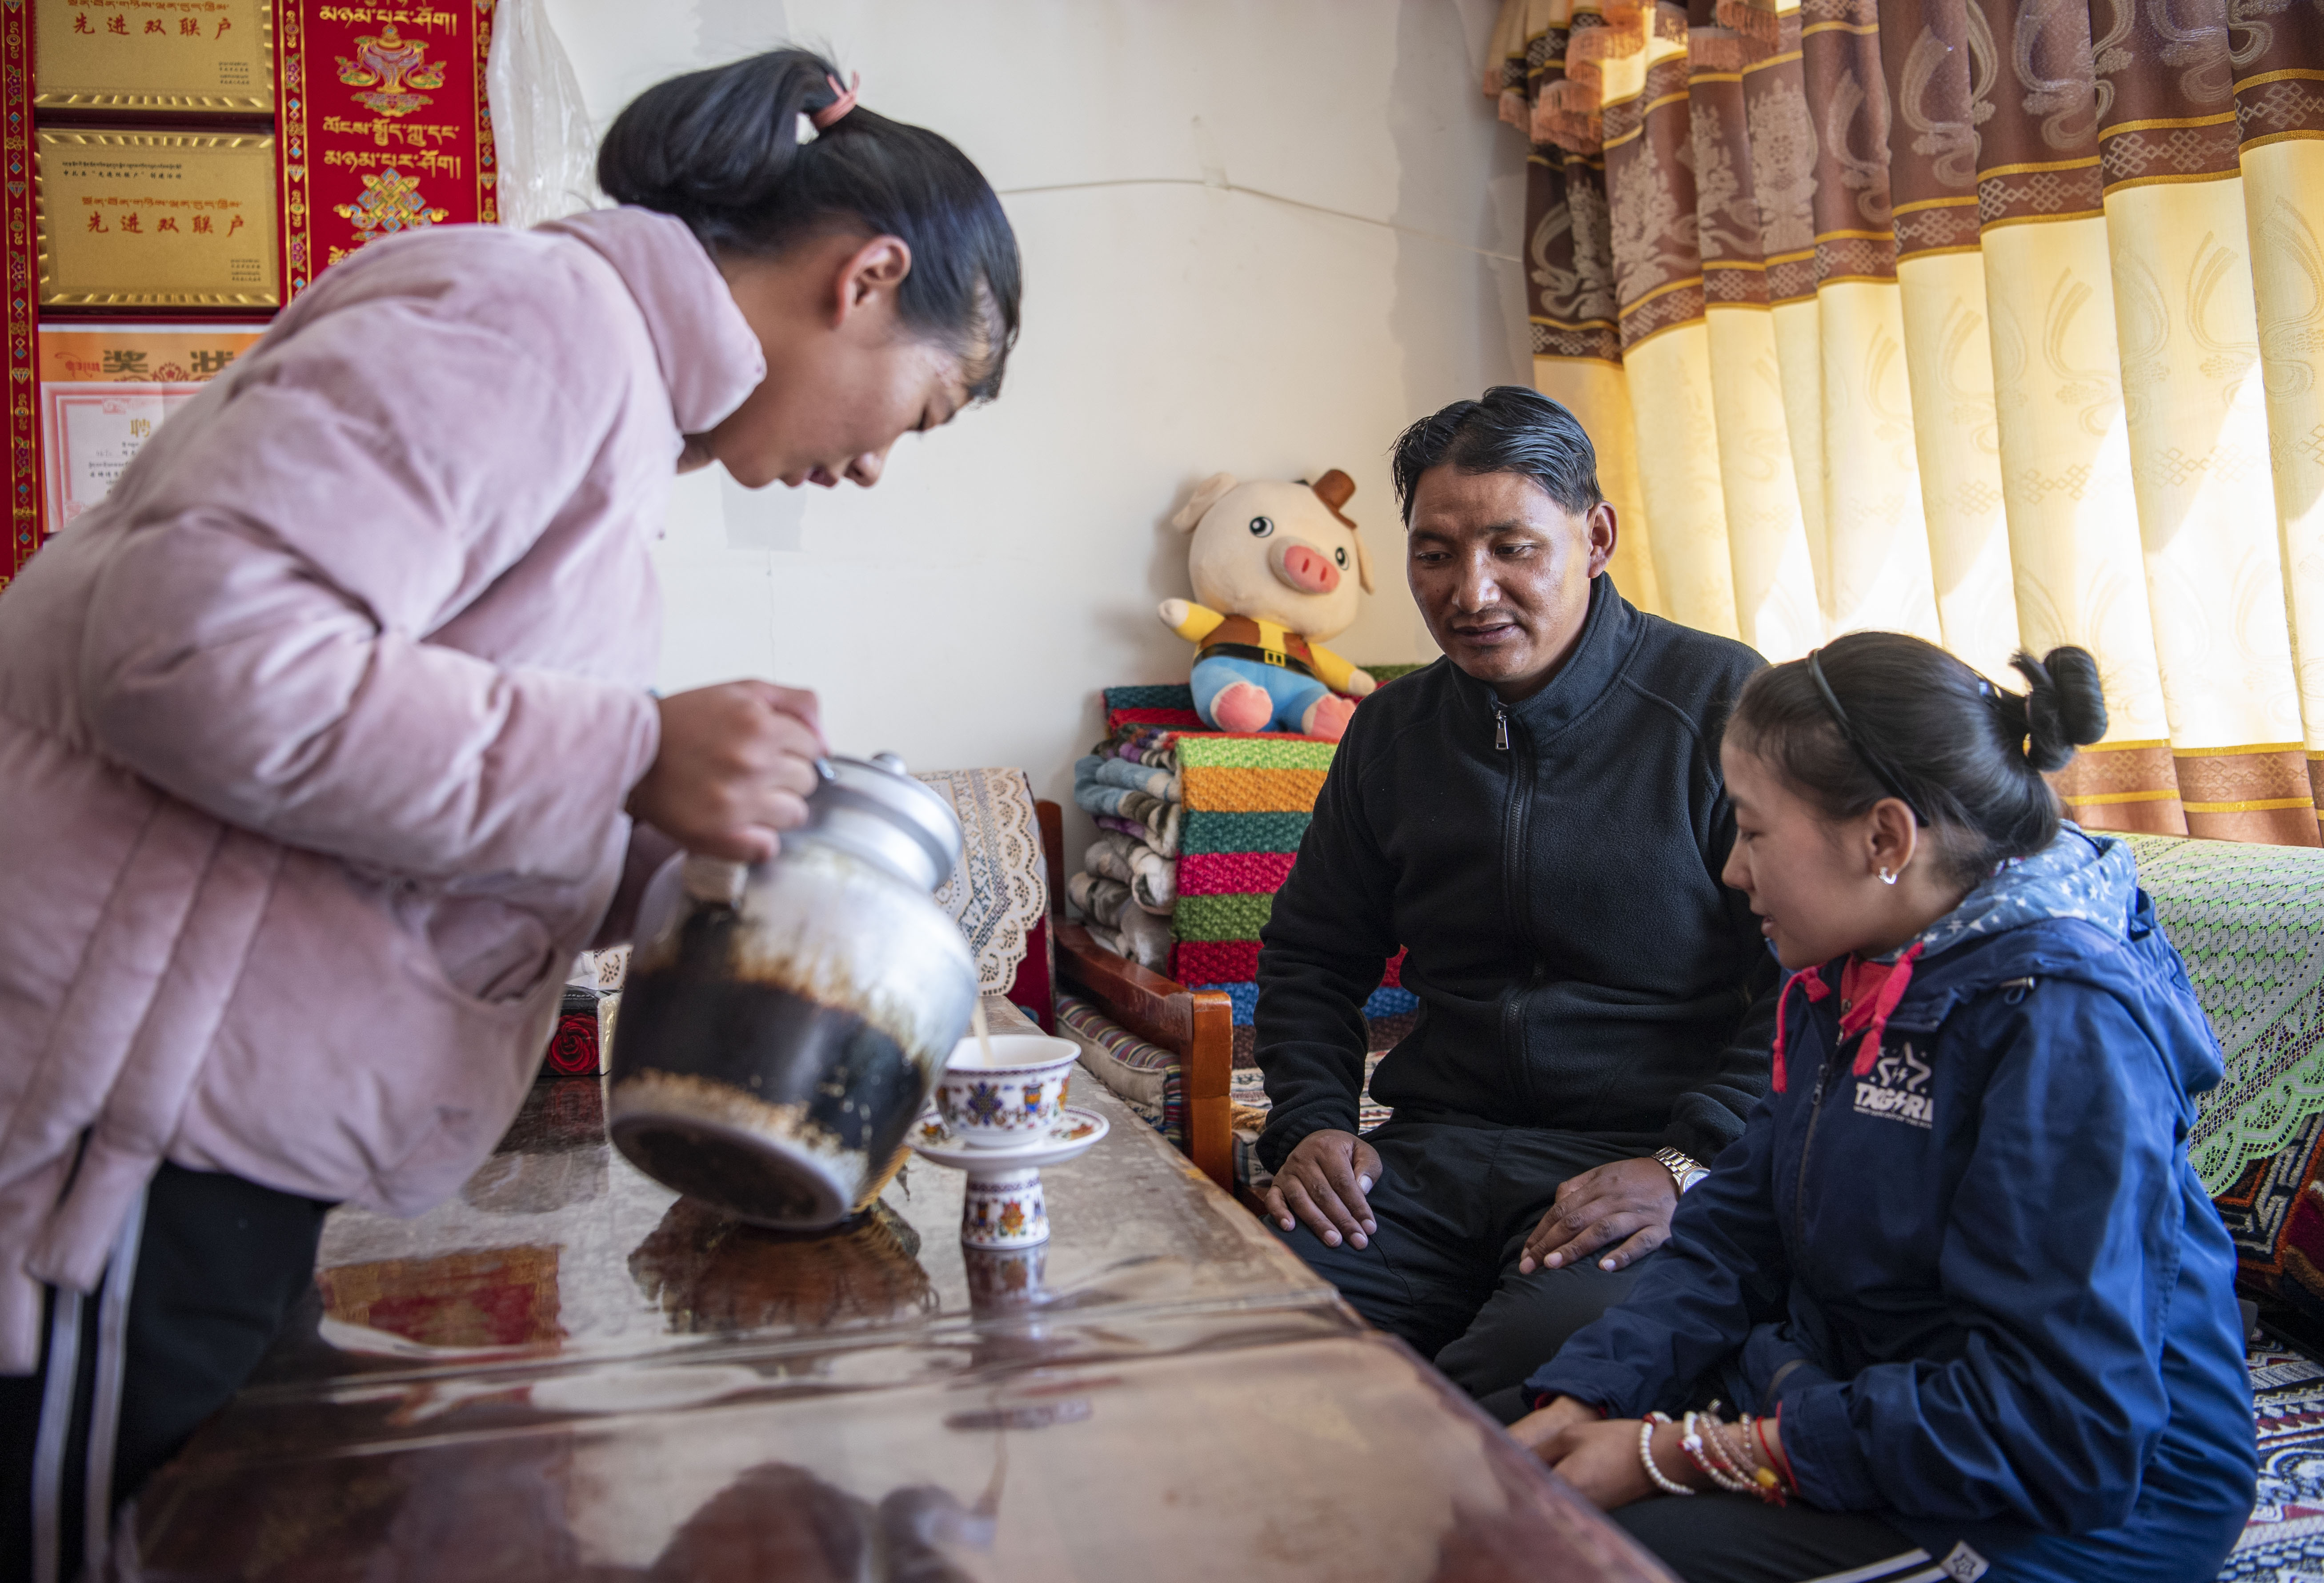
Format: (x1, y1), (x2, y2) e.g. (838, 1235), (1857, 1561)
(811, 71), (860, 130)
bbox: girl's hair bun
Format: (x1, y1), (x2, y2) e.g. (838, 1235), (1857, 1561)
(597, 47), (1022, 401)
(2010, 646), (2107, 773)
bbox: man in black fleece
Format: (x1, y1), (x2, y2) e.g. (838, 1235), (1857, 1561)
(1255, 386), (1775, 1405)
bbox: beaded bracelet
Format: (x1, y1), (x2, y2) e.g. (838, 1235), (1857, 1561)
(1638, 1412), (1694, 1497)
(1680, 1412), (1757, 1496)
(1720, 1418), (1789, 1507)
(1675, 1410), (1794, 1507)
(1759, 1412), (1796, 1491)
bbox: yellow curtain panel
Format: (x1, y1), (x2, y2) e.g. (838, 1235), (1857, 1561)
(1487, 0), (2324, 845)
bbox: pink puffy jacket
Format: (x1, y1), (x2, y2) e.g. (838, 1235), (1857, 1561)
(0, 207), (762, 1372)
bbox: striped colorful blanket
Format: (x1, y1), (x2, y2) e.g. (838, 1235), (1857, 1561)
(1168, 730), (1415, 1031)
(1088, 679), (1426, 1063)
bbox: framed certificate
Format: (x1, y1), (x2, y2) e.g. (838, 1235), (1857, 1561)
(36, 130), (280, 307)
(38, 322), (266, 534)
(34, 0), (276, 114)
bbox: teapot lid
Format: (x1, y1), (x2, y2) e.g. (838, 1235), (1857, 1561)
(803, 754), (962, 892)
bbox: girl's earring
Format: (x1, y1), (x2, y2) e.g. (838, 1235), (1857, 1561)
(1877, 866), (1899, 886)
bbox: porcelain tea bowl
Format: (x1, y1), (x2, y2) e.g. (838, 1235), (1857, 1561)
(933, 1034), (1080, 1149)
(910, 1105), (1110, 1252)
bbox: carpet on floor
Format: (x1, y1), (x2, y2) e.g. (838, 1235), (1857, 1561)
(2224, 1346), (2324, 1580)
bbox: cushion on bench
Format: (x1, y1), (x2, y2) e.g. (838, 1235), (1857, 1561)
(1056, 992), (1181, 1143)
(2215, 1110), (2324, 1320)
(1058, 990), (1396, 1193)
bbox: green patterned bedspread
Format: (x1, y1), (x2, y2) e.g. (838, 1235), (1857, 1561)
(2123, 833), (2324, 1193)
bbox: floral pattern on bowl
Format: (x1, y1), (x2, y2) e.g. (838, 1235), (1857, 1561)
(962, 1165), (1047, 1250)
(934, 1034), (1080, 1148)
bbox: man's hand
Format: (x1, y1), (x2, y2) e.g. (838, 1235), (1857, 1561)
(1519, 1157), (1678, 1275)
(1262, 1129), (1382, 1250)
(628, 682), (827, 863)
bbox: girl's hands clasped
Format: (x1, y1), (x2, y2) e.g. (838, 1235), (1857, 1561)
(1530, 1416), (1663, 1508)
(629, 682), (828, 861)
(1512, 1398), (1682, 1509)
(1510, 1395), (1798, 1512)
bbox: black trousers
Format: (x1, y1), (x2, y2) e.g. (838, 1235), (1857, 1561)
(1615, 1496), (1929, 1583)
(0, 1162), (331, 1583)
(1271, 1118), (1661, 1398)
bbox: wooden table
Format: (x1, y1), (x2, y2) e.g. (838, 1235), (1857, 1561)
(123, 1021), (1673, 1582)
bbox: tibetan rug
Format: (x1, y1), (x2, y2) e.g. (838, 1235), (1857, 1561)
(2224, 1345), (2324, 1580)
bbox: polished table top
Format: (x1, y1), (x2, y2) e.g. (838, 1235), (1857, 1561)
(126, 1015), (1673, 1582)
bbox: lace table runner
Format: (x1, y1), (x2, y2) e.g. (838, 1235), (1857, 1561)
(2124, 833), (2324, 1193)
(913, 767), (1048, 996)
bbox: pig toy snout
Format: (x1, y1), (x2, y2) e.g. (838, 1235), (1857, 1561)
(1270, 539), (1342, 595)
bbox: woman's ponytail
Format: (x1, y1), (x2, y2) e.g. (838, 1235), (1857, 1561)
(598, 53), (838, 220)
(597, 48), (1021, 398)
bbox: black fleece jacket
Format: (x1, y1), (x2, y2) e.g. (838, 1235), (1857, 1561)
(1254, 576), (1779, 1173)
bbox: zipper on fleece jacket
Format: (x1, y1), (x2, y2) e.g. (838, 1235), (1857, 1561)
(1495, 702), (1541, 1112)
(1793, 1061), (1833, 1251)
(1791, 990), (1851, 1252)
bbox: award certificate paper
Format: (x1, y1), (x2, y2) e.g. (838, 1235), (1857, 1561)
(38, 324), (266, 534)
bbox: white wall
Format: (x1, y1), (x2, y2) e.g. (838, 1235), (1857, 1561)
(546, 0), (1532, 854)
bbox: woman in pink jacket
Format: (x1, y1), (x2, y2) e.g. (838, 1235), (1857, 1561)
(0, 48), (1019, 1577)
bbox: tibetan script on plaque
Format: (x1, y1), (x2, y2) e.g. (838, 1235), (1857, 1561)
(278, 0), (497, 299)
(37, 131), (281, 307)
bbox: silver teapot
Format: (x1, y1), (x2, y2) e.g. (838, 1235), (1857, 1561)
(608, 754), (978, 1228)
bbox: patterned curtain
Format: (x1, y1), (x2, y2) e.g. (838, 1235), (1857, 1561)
(1485, 0), (2324, 845)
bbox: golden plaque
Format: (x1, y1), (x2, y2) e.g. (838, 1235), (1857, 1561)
(37, 131), (280, 308)
(34, 0), (276, 114)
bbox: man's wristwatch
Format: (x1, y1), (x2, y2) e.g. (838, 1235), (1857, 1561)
(1654, 1146), (1710, 1193)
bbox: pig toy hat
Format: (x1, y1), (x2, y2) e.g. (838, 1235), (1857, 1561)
(1159, 470), (1377, 741)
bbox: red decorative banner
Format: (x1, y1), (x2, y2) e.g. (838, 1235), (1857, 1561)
(4, 0), (40, 588)
(276, 0), (494, 302)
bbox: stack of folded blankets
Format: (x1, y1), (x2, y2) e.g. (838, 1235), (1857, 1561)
(1070, 682), (1424, 1058)
(1067, 723), (1181, 972)
(1061, 681), (1428, 1178)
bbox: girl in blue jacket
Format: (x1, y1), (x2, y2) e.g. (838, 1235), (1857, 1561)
(1512, 632), (2256, 1583)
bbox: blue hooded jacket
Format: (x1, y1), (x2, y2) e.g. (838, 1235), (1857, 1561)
(1527, 827), (2256, 1582)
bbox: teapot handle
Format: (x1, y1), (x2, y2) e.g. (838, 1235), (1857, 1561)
(680, 855), (747, 908)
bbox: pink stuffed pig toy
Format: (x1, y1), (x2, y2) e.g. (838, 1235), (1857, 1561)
(1158, 469), (1377, 741)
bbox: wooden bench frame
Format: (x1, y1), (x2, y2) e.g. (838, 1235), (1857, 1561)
(1037, 800), (1237, 1191)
